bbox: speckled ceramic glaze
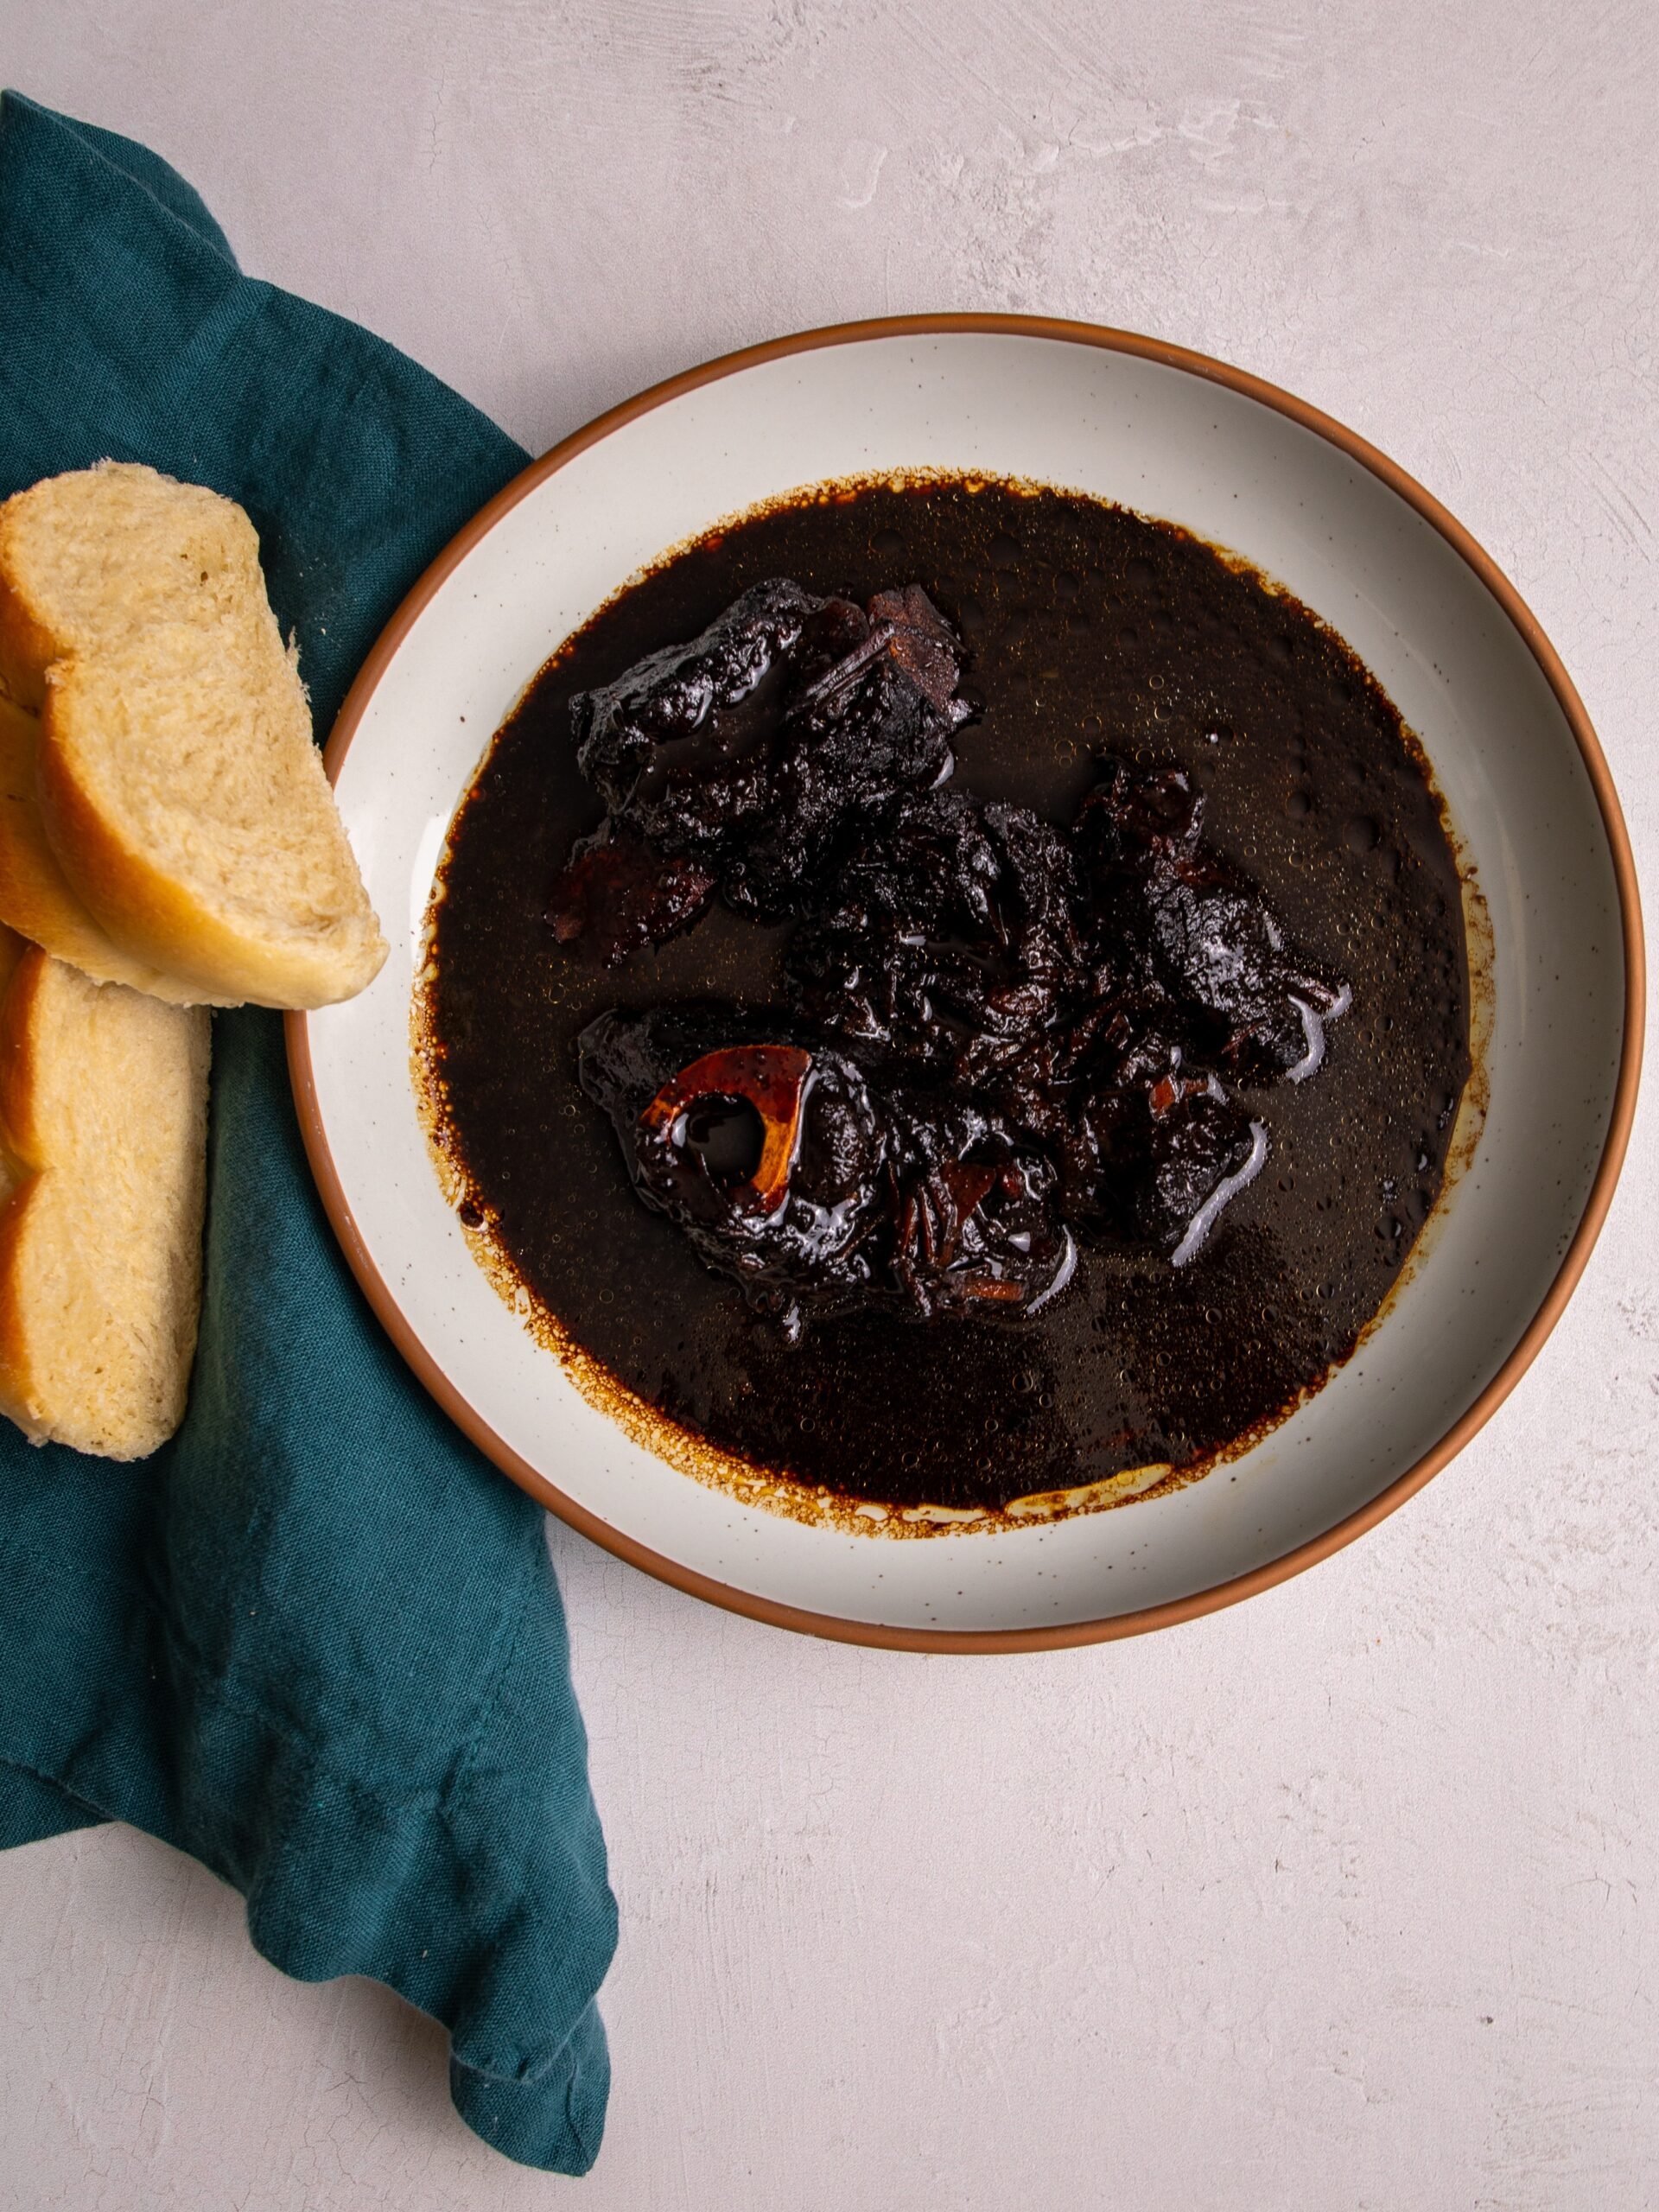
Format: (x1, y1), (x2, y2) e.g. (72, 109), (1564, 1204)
(289, 318), (1641, 1649)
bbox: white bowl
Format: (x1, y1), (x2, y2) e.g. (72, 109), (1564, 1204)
(289, 317), (1642, 1650)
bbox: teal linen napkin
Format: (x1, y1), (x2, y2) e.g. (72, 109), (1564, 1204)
(0, 92), (617, 2175)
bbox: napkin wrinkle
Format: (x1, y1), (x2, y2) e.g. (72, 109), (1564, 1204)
(35, 96), (238, 264)
(0, 91), (617, 2177)
(1, 1757), (103, 1840)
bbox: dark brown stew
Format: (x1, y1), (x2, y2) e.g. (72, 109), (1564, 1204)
(424, 479), (1469, 1516)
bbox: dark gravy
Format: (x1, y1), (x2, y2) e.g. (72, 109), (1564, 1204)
(423, 479), (1470, 1518)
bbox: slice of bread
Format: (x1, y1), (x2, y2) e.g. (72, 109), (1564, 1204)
(0, 461), (387, 1010)
(0, 931), (210, 1459)
(0, 692), (212, 1001)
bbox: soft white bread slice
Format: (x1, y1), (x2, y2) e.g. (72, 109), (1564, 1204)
(0, 931), (210, 1459)
(0, 693), (210, 1001)
(0, 462), (386, 1010)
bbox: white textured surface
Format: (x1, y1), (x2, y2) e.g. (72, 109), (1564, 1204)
(2, 2), (1655, 2204)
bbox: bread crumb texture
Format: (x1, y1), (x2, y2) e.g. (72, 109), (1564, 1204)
(0, 938), (209, 1459)
(0, 462), (386, 1008)
(0, 691), (206, 999)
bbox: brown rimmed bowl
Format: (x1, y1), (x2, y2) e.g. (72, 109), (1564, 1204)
(288, 315), (1643, 1651)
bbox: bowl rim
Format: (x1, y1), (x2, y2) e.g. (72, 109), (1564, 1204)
(286, 312), (1646, 1653)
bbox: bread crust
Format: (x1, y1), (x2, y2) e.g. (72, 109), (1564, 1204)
(0, 944), (209, 1458)
(37, 681), (382, 1008)
(0, 462), (388, 1013)
(0, 941), (46, 1163)
(0, 947), (52, 1446)
(0, 695), (212, 1001)
(0, 568), (55, 712)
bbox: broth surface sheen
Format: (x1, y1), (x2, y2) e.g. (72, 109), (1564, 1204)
(424, 479), (1471, 1520)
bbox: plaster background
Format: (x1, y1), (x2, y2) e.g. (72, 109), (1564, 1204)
(1, 2), (1655, 2204)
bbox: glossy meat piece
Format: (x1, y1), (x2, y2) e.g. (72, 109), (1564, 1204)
(572, 719), (1348, 1331)
(1145, 862), (1349, 1081)
(1077, 759), (1349, 1080)
(581, 1007), (887, 1335)
(567, 578), (969, 924)
(788, 790), (1087, 1084)
(573, 579), (819, 821)
(790, 783), (1276, 1259)
(984, 993), (1260, 1255)
(866, 585), (969, 715)
(1066, 1022), (1262, 1251)
(546, 822), (715, 967)
(1074, 757), (1205, 871)
(578, 1006), (1074, 1338)
(880, 1090), (1076, 1321)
